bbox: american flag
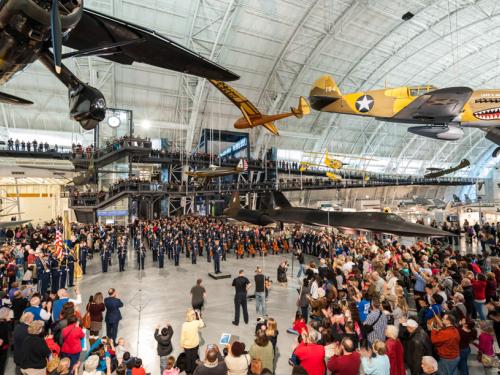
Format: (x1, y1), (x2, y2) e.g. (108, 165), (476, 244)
(243, 159), (248, 172)
(55, 230), (63, 259)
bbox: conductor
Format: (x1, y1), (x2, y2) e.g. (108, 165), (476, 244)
(232, 269), (251, 326)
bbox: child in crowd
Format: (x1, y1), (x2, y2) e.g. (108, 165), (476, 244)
(163, 356), (180, 375)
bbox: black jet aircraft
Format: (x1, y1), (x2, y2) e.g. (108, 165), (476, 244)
(0, 0), (239, 130)
(224, 191), (450, 237)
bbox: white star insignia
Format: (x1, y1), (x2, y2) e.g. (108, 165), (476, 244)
(356, 95), (373, 112)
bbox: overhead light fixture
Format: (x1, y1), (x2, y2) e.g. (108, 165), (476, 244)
(402, 11), (414, 21)
(107, 115), (121, 128)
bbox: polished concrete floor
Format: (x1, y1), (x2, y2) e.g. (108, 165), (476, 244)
(67, 251), (299, 374)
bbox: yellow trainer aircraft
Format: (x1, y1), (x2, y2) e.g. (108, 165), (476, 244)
(210, 80), (310, 135)
(299, 151), (370, 182)
(309, 75), (500, 145)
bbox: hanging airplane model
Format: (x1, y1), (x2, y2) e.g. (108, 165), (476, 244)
(209, 80), (310, 135)
(0, 1), (239, 130)
(309, 75), (500, 146)
(424, 159), (470, 179)
(186, 159), (248, 185)
(224, 191), (450, 237)
(299, 151), (371, 182)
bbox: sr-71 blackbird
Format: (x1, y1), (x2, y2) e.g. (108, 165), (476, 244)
(310, 75), (500, 147)
(224, 191), (450, 237)
(0, 0), (239, 130)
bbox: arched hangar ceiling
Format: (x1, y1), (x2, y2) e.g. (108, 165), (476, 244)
(2, 0), (500, 177)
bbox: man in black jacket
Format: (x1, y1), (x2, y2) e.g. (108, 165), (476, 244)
(13, 312), (33, 375)
(155, 323), (174, 374)
(461, 278), (476, 318)
(398, 319), (433, 375)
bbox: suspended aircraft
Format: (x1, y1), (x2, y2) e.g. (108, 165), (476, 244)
(209, 80), (310, 135)
(186, 159), (248, 185)
(309, 75), (500, 146)
(0, 0), (239, 131)
(17, 157), (119, 186)
(224, 191), (450, 237)
(299, 151), (371, 182)
(424, 159), (470, 179)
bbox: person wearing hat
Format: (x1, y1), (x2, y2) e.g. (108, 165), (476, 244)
(254, 267), (266, 317)
(225, 341), (250, 375)
(398, 318), (432, 375)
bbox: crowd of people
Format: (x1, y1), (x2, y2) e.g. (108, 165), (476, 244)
(0, 216), (497, 374)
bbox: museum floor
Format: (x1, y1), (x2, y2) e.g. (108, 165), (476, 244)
(6, 241), (490, 374)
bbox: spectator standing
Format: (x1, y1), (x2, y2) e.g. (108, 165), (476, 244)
(104, 288), (123, 344)
(154, 323), (173, 374)
(20, 321), (51, 375)
(363, 298), (387, 344)
(430, 314), (460, 375)
(193, 345), (227, 375)
(457, 319), (477, 375)
(249, 330), (274, 373)
(326, 337), (360, 375)
(60, 315), (85, 368)
(180, 309), (204, 375)
(225, 341), (251, 375)
(398, 319), (432, 375)
(13, 312), (34, 375)
(254, 267), (266, 317)
(385, 325), (405, 375)
(88, 292), (105, 338)
(360, 340), (390, 375)
(293, 333), (326, 375)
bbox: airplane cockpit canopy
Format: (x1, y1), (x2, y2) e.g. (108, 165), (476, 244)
(408, 86), (438, 97)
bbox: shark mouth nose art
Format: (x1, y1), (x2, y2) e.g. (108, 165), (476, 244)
(474, 107), (500, 120)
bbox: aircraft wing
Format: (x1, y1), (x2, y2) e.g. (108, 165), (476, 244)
(391, 87), (473, 123)
(209, 80), (261, 120)
(64, 9), (239, 81)
(263, 123), (279, 135)
(17, 165), (75, 173)
(0, 220), (31, 229)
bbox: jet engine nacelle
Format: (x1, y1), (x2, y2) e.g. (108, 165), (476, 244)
(69, 83), (106, 131)
(407, 126), (464, 141)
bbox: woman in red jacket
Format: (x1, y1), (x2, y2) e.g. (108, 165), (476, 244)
(61, 315), (85, 369)
(385, 325), (405, 375)
(472, 273), (487, 320)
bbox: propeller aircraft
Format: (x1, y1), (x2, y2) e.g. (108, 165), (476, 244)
(186, 159), (248, 185)
(0, 0), (239, 131)
(209, 80), (310, 135)
(310, 75), (500, 147)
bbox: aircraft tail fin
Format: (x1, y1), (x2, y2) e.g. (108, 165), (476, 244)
(290, 96), (311, 119)
(224, 192), (241, 216)
(258, 191), (293, 210)
(236, 159), (248, 172)
(309, 75), (342, 111)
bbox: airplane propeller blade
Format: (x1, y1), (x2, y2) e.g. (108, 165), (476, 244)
(50, 0), (63, 74)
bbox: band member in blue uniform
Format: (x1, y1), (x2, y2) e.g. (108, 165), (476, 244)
(151, 234), (159, 262)
(101, 244), (110, 273)
(79, 242), (88, 275)
(67, 250), (75, 287)
(49, 254), (60, 293)
(174, 239), (181, 266)
(37, 254), (50, 296)
(213, 240), (222, 274)
(117, 239), (127, 272)
(191, 238), (198, 265)
(138, 242), (146, 270)
(59, 254), (68, 289)
(158, 240), (165, 268)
